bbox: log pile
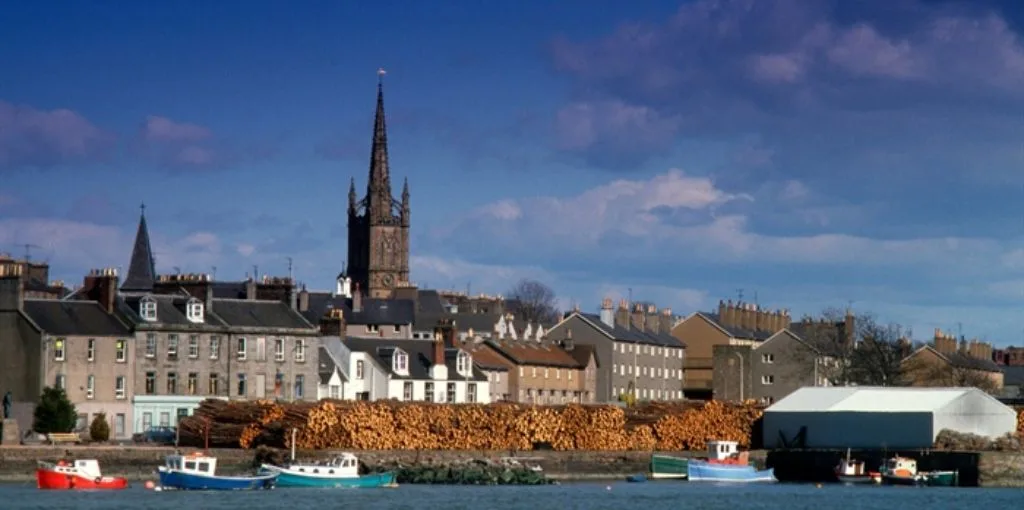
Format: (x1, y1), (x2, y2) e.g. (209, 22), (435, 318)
(177, 399), (764, 451)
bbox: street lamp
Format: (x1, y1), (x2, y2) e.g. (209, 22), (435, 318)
(734, 351), (745, 401)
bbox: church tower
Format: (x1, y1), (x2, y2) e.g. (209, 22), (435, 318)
(347, 73), (410, 299)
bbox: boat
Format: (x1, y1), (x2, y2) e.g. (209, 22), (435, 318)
(686, 441), (776, 483)
(625, 474), (648, 483)
(650, 454), (690, 479)
(157, 451), (278, 491)
(834, 449), (878, 484)
(36, 459), (129, 490)
(259, 453), (396, 488)
(879, 456), (958, 487)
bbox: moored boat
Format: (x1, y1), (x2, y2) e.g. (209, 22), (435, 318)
(625, 474), (648, 483)
(157, 452), (277, 491)
(685, 441), (776, 483)
(260, 452), (396, 488)
(835, 449), (878, 484)
(36, 459), (129, 490)
(650, 454), (689, 480)
(879, 456), (957, 487)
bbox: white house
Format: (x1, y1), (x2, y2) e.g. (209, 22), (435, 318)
(342, 336), (490, 403)
(317, 343), (346, 400)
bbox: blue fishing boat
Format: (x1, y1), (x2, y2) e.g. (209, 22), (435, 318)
(685, 441), (776, 483)
(625, 474), (648, 483)
(157, 452), (277, 491)
(259, 453), (396, 488)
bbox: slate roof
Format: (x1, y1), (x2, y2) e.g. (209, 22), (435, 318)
(318, 346), (344, 385)
(1002, 366), (1024, 387)
(119, 294), (226, 327)
(23, 299), (132, 336)
(343, 337), (487, 381)
(904, 345), (1002, 374)
(774, 328), (846, 357)
(461, 343), (512, 371)
(566, 344), (598, 368)
(210, 299), (314, 330)
(300, 293), (414, 326)
(574, 313), (686, 347)
(485, 339), (582, 368)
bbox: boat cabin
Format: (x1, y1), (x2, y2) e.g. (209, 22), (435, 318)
(884, 457), (917, 476)
(291, 453), (359, 477)
(165, 453), (218, 476)
(706, 441), (739, 461)
(51, 459), (102, 478)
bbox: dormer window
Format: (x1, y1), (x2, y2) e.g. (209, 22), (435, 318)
(393, 349), (409, 374)
(140, 296), (157, 321)
(186, 299), (204, 323)
(456, 351), (471, 376)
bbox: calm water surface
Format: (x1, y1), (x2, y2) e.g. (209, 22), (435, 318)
(1, 482), (1021, 509)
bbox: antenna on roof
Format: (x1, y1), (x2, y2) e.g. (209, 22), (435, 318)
(736, 288), (744, 302)
(753, 290), (758, 306)
(211, 266), (217, 280)
(253, 265), (259, 281)
(286, 257), (293, 281)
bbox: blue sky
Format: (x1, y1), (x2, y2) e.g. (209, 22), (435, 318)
(3, 0), (1024, 344)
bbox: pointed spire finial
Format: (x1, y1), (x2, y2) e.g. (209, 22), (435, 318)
(377, 67), (386, 86)
(140, 202), (146, 215)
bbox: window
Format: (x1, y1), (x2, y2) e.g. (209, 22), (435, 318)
(544, 368), (549, 379)
(403, 382), (413, 401)
(209, 373), (220, 395)
(445, 383), (456, 403)
(146, 333), (157, 358)
(330, 385), (340, 399)
(237, 374), (247, 396)
(393, 325), (401, 333)
(140, 297), (157, 321)
(467, 384), (477, 403)
(294, 375), (304, 399)
(424, 382), (434, 402)
(142, 412), (152, 431)
(186, 299), (204, 322)
(116, 339), (126, 362)
(87, 338), (95, 361)
(393, 351), (408, 373)
(531, 367), (536, 377)
(55, 374), (65, 390)
(274, 338), (285, 361)
(176, 408), (188, 424)
(568, 371), (573, 381)
(86, 375), (94, 399)
(167, 334), (178, 359)
(115, 376), (125, 399)
(256, 337), (266, 361)
(366, 325), (379, 333)
(145, 372), (156, 394)
(556, 369), (560, 379)
(356, 360), (365, 379)
(54, 338), (65, 361)
(210, 336), (220, 359)
(115, 414), (125, 437)
(188, 335), (199, 358)
(762, 353), (775, 364)
(159, 412), (170, 427)
(295, 339), (305, 362)
(456, 351), (470, 375)
(187, 373), (198, 395)
(237, 338), (247, 360)
(518, 367), (523, 377)
(761, 375), (775, 385)
(166, 373), (178, 394)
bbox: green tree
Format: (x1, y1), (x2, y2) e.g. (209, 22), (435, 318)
(32, 387), (77, 434)
(89, 412), (110, 442)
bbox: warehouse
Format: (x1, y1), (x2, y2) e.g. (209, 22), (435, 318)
(762, 386), (1016, 449)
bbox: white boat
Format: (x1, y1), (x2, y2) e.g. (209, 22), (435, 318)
(834, 449), (877, 484)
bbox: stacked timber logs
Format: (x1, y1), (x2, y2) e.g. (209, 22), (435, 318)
(177, 399), (764, 451)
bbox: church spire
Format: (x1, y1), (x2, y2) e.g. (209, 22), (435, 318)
(366, 68), (392, 221)
(122, 203), (157, 292)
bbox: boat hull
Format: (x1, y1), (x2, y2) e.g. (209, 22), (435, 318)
(687, 460), (776, 483)
(836, 474), (876, 485)
(157, 467), (277, 491)
(882, 470), (958, 487)
(36, 469), (128, 490)
(650, 454), (689, 480)
(260, 465), (396, 488)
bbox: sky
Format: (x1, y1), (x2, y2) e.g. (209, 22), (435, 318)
(3, 0), (1024, 344)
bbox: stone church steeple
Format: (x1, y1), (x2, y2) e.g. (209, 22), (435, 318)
(122, 204), (157, 292)
(347, 71), (410, 298)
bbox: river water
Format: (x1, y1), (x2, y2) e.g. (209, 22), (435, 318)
(1, 481), (1018, 509)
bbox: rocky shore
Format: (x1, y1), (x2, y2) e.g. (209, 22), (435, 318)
(0, 446), (657, 483)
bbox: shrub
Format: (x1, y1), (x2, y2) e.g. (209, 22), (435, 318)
(89, 413), (110, 442)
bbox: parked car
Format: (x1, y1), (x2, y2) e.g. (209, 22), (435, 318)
(134, 426), (177, 445)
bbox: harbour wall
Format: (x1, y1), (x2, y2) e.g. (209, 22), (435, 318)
(0, 446), (658, 482)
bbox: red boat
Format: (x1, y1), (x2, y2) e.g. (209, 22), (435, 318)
(36, 459), (129, 490)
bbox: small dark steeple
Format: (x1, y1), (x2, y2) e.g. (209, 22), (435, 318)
(122, 203), (157, 292)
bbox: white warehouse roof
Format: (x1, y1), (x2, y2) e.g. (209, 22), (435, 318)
(763, 386), (1016, 449)
(767, 387), (981, 413)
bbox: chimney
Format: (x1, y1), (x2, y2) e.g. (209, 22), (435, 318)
(433, 327), (445, 366)
(718, 300), (729, 327)
(781, 309), (791, 329)
(289, 285), (298, 311)
(630, 303), (644, 330)
(352, 283), (363, 313)
(770, 310), (781, 332)
(245, 278), (257, 300)
(82, 268), (119, 314)
(319, 308), (346, 336)
(615, 299), (629, 330)
(298, 286), (310, 312)
(659, 308), (673, 334)
(0, 262), (24, 312)
(959, 339), (968, 354)
(645, 304), (658, 333)
(599, 297), (614, 328)
(205, 283), (214, 312)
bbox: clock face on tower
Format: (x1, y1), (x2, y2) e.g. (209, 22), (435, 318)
(382, 273), (395, 288)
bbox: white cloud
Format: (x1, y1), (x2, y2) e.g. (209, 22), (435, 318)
(236, 243), (256, 257)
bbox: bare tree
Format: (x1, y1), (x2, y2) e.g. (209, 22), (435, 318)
(902, 355), (1002, 394)
(787, 308), (911, 387)
(506, 278), (560, 324)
